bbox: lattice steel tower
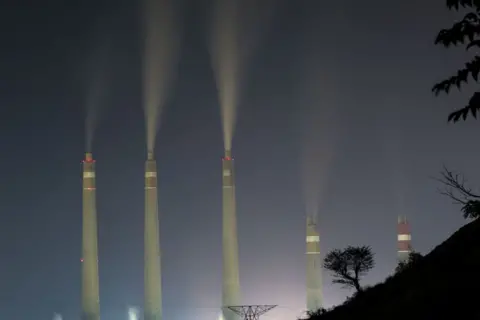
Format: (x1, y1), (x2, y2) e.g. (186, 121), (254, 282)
(228, 305), (276, 320)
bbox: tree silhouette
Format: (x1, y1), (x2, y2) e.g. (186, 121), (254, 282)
(436, 166), (480, 219)
(432, 0), (480, 122)
(323, 245), (375, 292)
(395, 251), (423, 273)
(303, 308), (328, 319)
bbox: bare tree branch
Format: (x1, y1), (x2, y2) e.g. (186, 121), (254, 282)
(435, 166), (480, 199)
(434, 166), (480, 219)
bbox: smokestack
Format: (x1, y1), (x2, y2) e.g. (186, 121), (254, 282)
(397, 215), (412, 263)
(81, 152), (100, 320)
(222, 150), (240, 320)
(306, 216), (322, 312)
(144, 152), (162, 320)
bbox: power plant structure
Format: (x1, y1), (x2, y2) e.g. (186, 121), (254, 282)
(144, 151), (162, 320)
(81, 152), (100, 320)
(397, 215), (412, 263)
(222, 149), (241, 320)
(78, 151), (414, 319)
(306, 216), (322, 313)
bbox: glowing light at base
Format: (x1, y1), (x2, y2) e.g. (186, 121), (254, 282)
(128, 306), (139, 320)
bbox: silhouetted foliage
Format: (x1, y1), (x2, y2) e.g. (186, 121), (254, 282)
(303, 308), (328, 319)
(432, 0), (480, 122)
(323, 245), (375, 292)
(436, 166), (480, 219)
(395, 251), (423, 273)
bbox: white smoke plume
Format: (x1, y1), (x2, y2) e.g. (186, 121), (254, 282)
(143, 0), (181, 153)
(301, 103), (337, 223)
(84, 31), (112, 153)
(52, 313), (62, 320)
(381, 102), (408, 218)
(298, 42), (339, 223)
(210, 0), (278, 152)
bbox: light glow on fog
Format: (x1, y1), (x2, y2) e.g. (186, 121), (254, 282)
(128, 306), (139, 320)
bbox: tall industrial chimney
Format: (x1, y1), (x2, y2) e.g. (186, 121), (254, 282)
(144, 151), (162, 320)
(397, 215), (412, 263)
(306, 216), (322, 313)
(81, 152), (100, 320)
(222, 149), (241, 320)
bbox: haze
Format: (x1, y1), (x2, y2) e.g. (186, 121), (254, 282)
(0, 0), (477, 319)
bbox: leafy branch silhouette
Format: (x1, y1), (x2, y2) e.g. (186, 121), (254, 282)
(433, 0), (480, 122)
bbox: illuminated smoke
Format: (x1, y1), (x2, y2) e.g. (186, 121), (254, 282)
(301, 103), (336, 222)
(210, 0), (239, 152)
(297, 11), (340, 223)
(142, 0), (180, 153)
(381, 105), (408, 217)
(84, 34), (111, 152)
(299, 66), (338, 222)
(85, 48), (109, 152)
(210, 0), (277, 151)
(52, 313), (62, 320)
(128, 306), (139, 320)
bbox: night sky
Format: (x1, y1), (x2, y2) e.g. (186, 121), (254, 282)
(1, 1), (477, 319)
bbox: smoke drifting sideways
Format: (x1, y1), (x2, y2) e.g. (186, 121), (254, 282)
(299, 67), (338, 223)
(209, 0), (278, 152)
(142, 0), (181, 154)
(84, 36), (112, 153)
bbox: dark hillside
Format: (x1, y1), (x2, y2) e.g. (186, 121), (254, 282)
(309, 219), (480, 319)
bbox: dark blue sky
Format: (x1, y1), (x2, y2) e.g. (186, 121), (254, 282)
(0, 1), (478, 319)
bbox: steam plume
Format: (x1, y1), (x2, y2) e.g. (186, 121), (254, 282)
(84, 33), (111, 152)
(382, 105), (408, 217)
(301, 104), (336, 222)
(299, 67), (338, 222)
(142, 0), (180, 153)
(297, 10), (340, 222)
(210, 0), (278, 151)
